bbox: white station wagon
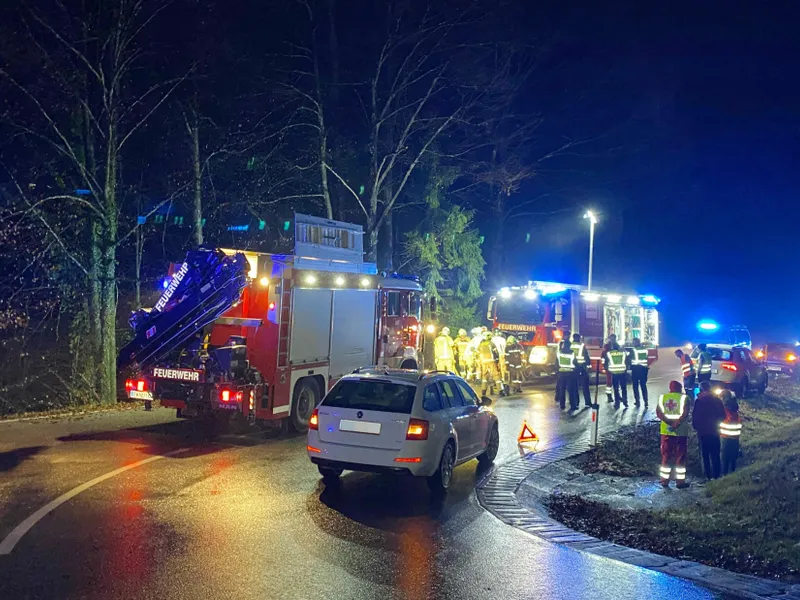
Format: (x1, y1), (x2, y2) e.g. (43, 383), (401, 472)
(307, 368), (500, 492)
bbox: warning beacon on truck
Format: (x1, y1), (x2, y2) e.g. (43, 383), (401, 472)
(487, 282), (660, 376)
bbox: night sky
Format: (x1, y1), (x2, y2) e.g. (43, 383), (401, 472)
(504, 0), (800, 345)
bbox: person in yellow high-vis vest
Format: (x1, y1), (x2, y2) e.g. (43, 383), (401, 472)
(656, 381), (690, 488)
(434, 327), (455, 373)
(603, 337), (628, 409)
(628, 337), (650, 407)
(454, 329), (471, 378)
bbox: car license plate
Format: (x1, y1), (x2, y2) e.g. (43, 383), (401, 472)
(129, 390), (153, 400)
(767, 366), (782, 372)
(339, 419), (381, 435)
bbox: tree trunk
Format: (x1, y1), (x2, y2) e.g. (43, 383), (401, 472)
(98, 118), (118, 405)
(190, 111), (203, 246)
(134, 224), (143, 309)
(310, 12), (333, 220)
(89, 219), (102, 360)
(365, 217), (379, 263)
(490, 190), (505, 286)
(379, 183), (394, 271)
(326, 0), (340, 104)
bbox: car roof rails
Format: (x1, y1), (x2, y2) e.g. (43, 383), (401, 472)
(417, 370), (456, 380)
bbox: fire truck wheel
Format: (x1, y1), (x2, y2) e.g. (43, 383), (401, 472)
(291, 378), (320, 433)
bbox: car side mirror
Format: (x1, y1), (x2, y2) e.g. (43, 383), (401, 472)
(480, 396), (492, 407)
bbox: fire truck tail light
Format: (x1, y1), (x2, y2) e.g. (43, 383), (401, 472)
(406, 418), (429, 440)
(219, 389), (244, 403)
(125, 379), (134, 390)
(721, 363), (737, 372)
(309, 408), (319, 430)
(137, 380), (146, 391)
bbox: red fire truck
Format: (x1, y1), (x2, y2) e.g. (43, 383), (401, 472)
(118, 214), (426, 432)
(487, 281), (660, 376)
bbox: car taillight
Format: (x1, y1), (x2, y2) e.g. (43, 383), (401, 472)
(721, 363), (737, 372)
(406, 418), (429, 440)
(125, 379), (134, 390)
(309, 408), (319, 430)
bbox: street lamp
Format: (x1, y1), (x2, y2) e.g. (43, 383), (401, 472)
(583, 210), (598, 291)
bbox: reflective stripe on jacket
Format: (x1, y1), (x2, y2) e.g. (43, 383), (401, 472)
(607, 350), (627, 373)
(696, 351), (713, 374)
(631, 348), (649, 367)
(680, 356), (694, 377)
(557, 346), (575, 372)
(720, 410), (742, 438)
(434, 335), (454, 361)
(658, 393), (689, 436)
(572, 343), (586, 365)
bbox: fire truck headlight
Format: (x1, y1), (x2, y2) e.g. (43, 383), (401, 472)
(426, 324), (436, 334)
(529, 347), (549, 365)
(499, 288), (512, 299)
(524, 289), (537, 300)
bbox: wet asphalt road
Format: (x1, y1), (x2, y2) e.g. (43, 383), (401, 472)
(0, 357), (733, 600)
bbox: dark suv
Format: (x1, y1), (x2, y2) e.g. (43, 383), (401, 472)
(759, 343), (799, 378)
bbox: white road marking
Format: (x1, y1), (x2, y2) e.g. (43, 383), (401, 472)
(0, 447), (189, 555)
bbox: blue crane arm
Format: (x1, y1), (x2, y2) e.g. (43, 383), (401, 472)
(117, 248), (250, 372)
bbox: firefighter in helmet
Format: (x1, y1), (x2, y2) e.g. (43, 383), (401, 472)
(468, 327), (484, 381)
(478, 330), (500, 396)
(454, 328), (471, 378)
(434, 326), (455, 372)
(505, 335), (524, 394)
(492, 328), (508, 396)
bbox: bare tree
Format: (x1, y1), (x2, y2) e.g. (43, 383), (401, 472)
(0, 0), (187, 402)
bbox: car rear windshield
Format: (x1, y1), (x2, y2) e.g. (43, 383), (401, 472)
(769, 344), (795, 352)
(708, 348), (733, 361)
(322, 379), (416, 414)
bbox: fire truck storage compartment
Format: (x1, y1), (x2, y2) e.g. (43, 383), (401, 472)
(329, 289), (378, 379)
(289, 287), (378, 378)
(290, 288), (333, 364)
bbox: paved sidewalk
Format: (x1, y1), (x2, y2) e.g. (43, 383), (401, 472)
(476, 425), (800, 600)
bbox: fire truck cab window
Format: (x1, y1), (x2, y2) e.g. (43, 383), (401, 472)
(386, 291), (409, 317)
(409, 292), (422, 319)
(386, 292), (400, 316)
(495, 297), (544, 325)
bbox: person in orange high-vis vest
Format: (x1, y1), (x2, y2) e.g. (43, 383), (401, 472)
(719, 390), (742, 475)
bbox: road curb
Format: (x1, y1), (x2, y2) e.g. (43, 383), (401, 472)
(476, 423), (797, 600)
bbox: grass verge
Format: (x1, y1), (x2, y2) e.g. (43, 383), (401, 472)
(548, 378), (800, 583)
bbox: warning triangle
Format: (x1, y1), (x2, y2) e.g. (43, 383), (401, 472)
(517, 421), (539, 444)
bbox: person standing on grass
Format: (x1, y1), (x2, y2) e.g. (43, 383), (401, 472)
(656, 380), (690, 488)
(719, 390), (742, 474)
(692, 380), (726, 480)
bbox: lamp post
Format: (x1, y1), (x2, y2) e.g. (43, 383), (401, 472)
(584, 210), (598, 291)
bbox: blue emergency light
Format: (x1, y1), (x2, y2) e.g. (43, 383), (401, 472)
(697, 319), (720, 332)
